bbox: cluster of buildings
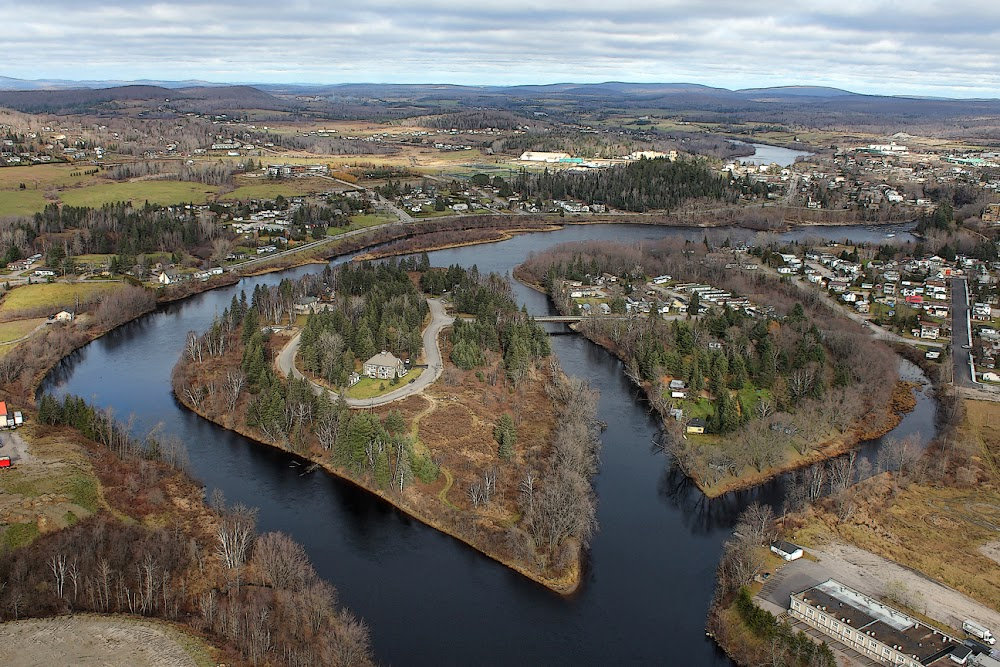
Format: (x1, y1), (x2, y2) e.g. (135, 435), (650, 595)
(265, 163), (329, 178)
(517, 149), (677, 170)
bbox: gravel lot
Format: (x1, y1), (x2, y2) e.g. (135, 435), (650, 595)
(763, 540), (1000, 636)
(0, 615), (209, 667)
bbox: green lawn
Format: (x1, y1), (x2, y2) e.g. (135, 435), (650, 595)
(349, 212), (396, 228)
(0, 188), (50, 216)
(346, 367), (424, 400)
(414, 207), (456, 218)
(59, 181), (219, 208)
(1, 281), (123, 314)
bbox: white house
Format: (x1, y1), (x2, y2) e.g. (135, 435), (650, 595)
(363, 350), (407, 380)
(770, 540), (804, 561)
(158, 270), (181, 285)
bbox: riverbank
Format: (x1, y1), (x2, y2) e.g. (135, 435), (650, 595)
(174, 363), (582, 595)
(353, 223), (563, 261)
(514, 267), (917, 498)
(0, 400), (375, 665)
(169, 264), (591, 595)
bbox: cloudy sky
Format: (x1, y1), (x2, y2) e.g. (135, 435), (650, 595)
(3, 0), (1000, 97)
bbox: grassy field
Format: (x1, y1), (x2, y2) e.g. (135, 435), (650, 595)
(0, 281), (122, 315)
(349, 212), (397, 228)
(786, 398), (1000, 612)
(0, 424), (103, 549)
(59, 181), (219, 208)
(347, 367), (424, 400)
(0, 188), (50, 217)
(0, 163), (102, 190)
(221, 177), (331, 201)
(0, 317), (47, 343)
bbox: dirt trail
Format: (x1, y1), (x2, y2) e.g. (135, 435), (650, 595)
(0, 614), (210, 666)
(810, 540), (1000, 633)
(0, 430), (32, 463)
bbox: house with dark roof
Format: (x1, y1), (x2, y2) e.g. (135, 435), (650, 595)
(363, 351), (407, 380)
(790, 579), (962, 667)
(770, 540), (803, 561)
(686, 418), (706, 434)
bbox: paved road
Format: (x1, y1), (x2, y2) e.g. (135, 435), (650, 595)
(951, 277), (976, 388)
(275, 297), (454, 408)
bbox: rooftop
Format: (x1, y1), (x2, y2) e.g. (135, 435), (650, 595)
(794, 579), (958, 663)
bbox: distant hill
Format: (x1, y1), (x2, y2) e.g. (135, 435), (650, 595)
(736, 85), (859, 98)
(0, 76), (223, 91)
(0, 84), (297, 114)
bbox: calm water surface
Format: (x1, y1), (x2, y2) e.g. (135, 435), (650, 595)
(42, 224), (935, 666)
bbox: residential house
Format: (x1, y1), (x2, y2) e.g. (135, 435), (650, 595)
(363, 350), (407, 380)
(920, 321), (941, 339)
(158, 270), (181, 285)
(974, 302), (993, 320)
(51, 310), (74, 323)
(348, 372), (361, 387)
(770, 541), (803, 561)
(293, 296), (320, 314)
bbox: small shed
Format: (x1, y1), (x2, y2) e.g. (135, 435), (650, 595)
(685, 418), (706, 435)
(770, 540), (804, 561)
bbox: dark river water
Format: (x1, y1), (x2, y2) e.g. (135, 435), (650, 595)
(41, 223), (935, 666)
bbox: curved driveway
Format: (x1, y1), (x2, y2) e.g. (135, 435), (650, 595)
(275, 297), (454, 408)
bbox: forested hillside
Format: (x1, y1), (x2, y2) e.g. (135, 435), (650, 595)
(512, 157), (737, 212)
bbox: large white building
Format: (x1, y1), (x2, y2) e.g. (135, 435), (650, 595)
(790, 579), (963, 666)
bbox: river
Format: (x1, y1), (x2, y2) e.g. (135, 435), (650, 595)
(41, 223), (936, 666)
(732, 142), (813, 167)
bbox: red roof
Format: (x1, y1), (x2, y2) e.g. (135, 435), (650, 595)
(0, 401), (7, 417)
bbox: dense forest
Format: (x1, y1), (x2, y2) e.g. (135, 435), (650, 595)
(518, 239), (899, 487)
(298, 260), (429, 388)
(420, 264), (552, 384)
(512, 157), (738, 212)
(0, 201), (234, 267)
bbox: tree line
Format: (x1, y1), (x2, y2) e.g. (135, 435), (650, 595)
(511, 157), (738, 212)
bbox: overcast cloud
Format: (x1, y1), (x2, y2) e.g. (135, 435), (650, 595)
(2, 0), (999, 97)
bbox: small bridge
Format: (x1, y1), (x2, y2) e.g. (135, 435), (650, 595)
(533, 315), (584, 323)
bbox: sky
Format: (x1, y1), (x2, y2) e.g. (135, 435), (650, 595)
(2, 0), (1000, 98)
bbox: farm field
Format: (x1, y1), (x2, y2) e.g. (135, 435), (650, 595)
(221, 176), (332, 201)
(58, 181), (219, 208)
(0, 282), (122, 316)
(0, 189), (49, 217)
